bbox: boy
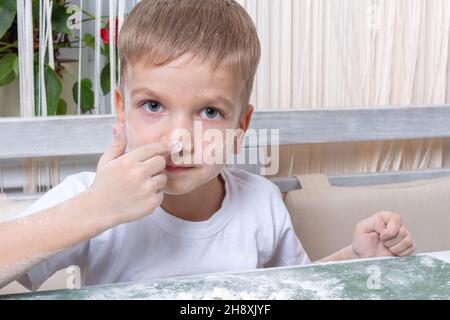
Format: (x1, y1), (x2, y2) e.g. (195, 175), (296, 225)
(1, 0), (415, 291)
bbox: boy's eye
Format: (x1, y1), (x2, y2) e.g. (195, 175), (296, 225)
(143, 100), (164, 113)
(200, 107), (222, 119)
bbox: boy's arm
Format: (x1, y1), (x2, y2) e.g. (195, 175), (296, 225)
(0, 124), (174, 289)
(0, 190), (108, 288)
(315, 245), (356, 262)
(316, 211), (416, 263)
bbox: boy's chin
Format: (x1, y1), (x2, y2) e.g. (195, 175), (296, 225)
(162, 165), (225, 196)
(163, 181), (198, 195)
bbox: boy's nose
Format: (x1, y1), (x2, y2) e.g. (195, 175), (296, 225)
(172, 137), (193, 155)
(162, 134), (195, 167)
(169, 115), (197, 147)
(161, 131), (194, 155)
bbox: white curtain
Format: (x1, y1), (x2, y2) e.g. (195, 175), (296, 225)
(237, 0), (450, 176)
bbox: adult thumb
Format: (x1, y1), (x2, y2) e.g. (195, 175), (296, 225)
(98, 123), (127, 168)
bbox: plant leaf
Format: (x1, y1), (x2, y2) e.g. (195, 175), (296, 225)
(12, 54), (19, 75)
(51, 2), (73, 35)
(73, 78), (94, 113)
(33, 62), (39, 115)
(83, 33), (95, 50)
(101, 62), (110, 95)
(100, 60), (119, 96)
(0, 70), (15, 86)
(0, 0), (17, 39)
(33, 62), (63, 116)
(101, 44), (110, 57)
(0, 53), (17, 86)
(44, 65), (63, 115)
(56, 98), (67, 115)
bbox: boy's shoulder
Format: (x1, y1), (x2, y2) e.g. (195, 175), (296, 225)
(224, 167), (285, 219)
(61, 171), (96, 189)
(20, 171), (96, 217)
(46, 171), (96, 197)
(223, 167), (293, 246)
(223, 166), (282, 199)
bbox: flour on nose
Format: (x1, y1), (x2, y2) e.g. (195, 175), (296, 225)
(170, 139), (183, 153)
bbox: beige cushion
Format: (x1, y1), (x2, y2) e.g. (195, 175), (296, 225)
(284, 174), (450, 261)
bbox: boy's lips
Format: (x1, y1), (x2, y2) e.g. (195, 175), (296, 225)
(165, 163), (196, 173)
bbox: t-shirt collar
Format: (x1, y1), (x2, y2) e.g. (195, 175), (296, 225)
(150, 168), (238, 238)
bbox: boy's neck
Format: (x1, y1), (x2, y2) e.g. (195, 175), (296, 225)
(161, 173), (226, 222)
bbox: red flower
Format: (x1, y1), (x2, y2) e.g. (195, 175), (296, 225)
(101, 18), (119, 45)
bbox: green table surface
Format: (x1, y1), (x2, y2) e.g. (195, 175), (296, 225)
(3, 251), (450, 300)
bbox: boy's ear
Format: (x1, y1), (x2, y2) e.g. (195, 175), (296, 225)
(115, 88), (126, 125)
(240, 104), (254, 132)
(234, 104), (254, 154)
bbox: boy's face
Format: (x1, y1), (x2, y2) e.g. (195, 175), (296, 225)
(116, 53), (253, 195)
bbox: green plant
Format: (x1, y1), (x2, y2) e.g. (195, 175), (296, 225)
(0, 0), (117, 115)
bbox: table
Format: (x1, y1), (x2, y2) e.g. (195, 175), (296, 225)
(3, 251), (450, 300)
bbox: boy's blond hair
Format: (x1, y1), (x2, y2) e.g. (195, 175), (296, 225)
(118, 0), (261, 109)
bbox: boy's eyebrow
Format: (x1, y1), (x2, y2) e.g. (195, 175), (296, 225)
(200, 94), (235, 110)
(130, 87), (236, 109)
(130, 87), (164, 99)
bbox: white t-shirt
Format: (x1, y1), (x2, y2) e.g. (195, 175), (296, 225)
(18, 167), (310, 291)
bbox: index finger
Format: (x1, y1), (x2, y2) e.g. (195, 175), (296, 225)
(377, 211), (402, 240)
(126, 142), (173, 162)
